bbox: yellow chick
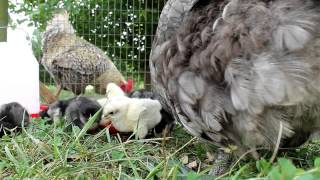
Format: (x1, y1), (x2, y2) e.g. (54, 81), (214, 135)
(102, 96), (162, 139)
(98, 83), (162, 139)
(97, 83), (125, 106)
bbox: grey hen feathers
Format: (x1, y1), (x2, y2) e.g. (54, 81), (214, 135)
(150, 0), (320, 156)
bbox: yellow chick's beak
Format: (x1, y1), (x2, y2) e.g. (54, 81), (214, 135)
(99, 115), (112, 128)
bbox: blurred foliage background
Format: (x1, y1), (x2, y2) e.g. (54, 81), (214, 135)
(9, 0), (166, 89)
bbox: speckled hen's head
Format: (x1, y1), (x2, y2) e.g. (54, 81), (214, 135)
(45, 9), (75, 35)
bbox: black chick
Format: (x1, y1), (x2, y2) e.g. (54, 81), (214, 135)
(43, 96), (102, 133)
(0, 102), (30, 137)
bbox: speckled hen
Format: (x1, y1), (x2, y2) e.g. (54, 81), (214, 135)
(42, 9), (127, 96)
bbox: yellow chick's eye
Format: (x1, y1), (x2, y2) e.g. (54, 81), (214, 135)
(108, 110), (119, 115)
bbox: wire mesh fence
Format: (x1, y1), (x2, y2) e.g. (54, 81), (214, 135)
(10, 0), (166, 97)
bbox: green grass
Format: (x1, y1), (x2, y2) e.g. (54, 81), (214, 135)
(18, 85), (320, 179)
(1, 115), (320, 179)
(0, 117), (212, 179)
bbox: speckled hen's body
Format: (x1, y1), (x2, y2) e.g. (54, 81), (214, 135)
(42, 10), (125, 95)
(150, 0), (320, 160)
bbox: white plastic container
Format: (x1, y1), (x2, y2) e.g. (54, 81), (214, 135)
(0, 28), (40, 115)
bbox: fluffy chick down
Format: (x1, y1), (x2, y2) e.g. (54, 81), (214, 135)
(44, 96), (102, 132)
(100, 95), (162, 139)
(0, 102), (30, 137)
(97, 82), (125, 107)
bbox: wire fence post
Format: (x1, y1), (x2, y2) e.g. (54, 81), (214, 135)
(0, 0), (8, 42)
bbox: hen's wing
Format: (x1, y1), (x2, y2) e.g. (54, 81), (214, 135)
(150, 0), (200, 132)
(150, 0), (200, 103)
(222, 0), (320, 114)
(150, 0), (234, 148)
(52, 40), (113, 75)
(49, 38), (118, 94)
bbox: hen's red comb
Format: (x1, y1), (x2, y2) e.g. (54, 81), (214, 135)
(120, 79), (133, 93)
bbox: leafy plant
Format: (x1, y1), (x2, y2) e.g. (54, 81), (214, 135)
(266, 158), (320, 180)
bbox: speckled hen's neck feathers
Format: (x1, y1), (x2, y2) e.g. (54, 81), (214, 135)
(42, 14), (75, 52)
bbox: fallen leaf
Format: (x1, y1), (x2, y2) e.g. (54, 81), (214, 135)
(187, 160), (197, 169)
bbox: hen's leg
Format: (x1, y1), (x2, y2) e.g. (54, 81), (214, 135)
(209, 149), (234, 176)
(55, 84), (62, 99)
(39, 81), (58, 104)
(136, 124), (148, 139)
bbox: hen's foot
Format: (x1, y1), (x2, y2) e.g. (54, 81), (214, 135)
(208, 149), (234, 176)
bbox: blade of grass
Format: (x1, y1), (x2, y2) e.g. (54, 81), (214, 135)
(5, 145), (20, 170)
(167, 164), (179, 179)
(231, 164), (249, 180)
(146, 137), (196, 179)
(106, 128), (112, 143)
(74, 108), (102, 143)
(12, 139), (29, 166)
(117, 133), (141, 179)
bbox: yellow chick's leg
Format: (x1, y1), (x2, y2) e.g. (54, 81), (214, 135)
(136, 124), (148, 139)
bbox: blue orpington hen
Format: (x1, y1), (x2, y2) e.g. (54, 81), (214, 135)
(150, 0), (320, 175)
